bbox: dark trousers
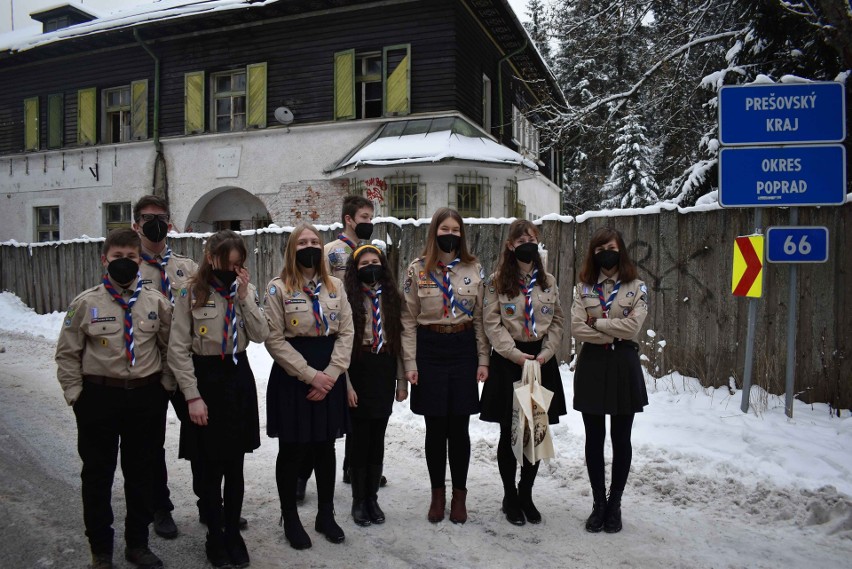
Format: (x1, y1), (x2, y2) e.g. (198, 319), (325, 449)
(200, 455), (245, 535)
(73, 381), (167, 554)
(424, 415), (470, 490)
(276, 440), (336, 512)
(349, 416), (389, 469)
(582, 413), (635, 493)
(152, 391), (187, 513)
(496, 419), (540, 493)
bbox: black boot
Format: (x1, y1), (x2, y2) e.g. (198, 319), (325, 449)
(315, 505), (345, 544)
(205, 530), (230, 568)
(365, 465), (385, 524)
(350, 467), (371, 527)
(224, 530), (250, 568)
(585, 487), (607, 533)
(518, 460), (541, 523)
(501, 488), (525, 526)
(603, 490), (623, 533)
(295, 477), (307, 502)
(281, 509), (312, 550)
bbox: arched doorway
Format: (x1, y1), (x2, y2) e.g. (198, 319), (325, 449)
(184, 187), (271, 233)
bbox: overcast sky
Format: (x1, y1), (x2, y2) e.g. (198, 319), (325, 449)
(0, 0), (530, 33)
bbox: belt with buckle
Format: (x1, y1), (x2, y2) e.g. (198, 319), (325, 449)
(360, 344), (388, 354)
(84, 374), (160, 389)
(423, 322), (473, 334)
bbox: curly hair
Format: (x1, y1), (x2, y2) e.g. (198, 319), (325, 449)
(343, 246), (402, 359)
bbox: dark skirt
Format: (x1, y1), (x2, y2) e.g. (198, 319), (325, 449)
(573, 340), (648, 415)
(266, 335), (350, 443)
(480, 339), (567, 425)
(179, 351), (260, 461)
(411, 326), (480, 417)
(348, 349), (397, 419)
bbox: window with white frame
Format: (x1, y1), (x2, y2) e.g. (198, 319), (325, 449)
(482, 74), (492, 132)
(104, 202), (132, 233)
(104, 86), (131, 143)
(212, 70), (247, 132)
(357, 53), (383, 119)
(35, 206), (59, 242)
(511, 105), (539, 158)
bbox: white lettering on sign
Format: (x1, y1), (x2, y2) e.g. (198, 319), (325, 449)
(744, 92), (818, 111)
(761, 158), (802, 172)
(765, 118), (798, 132)
(756, 180), (808, 196)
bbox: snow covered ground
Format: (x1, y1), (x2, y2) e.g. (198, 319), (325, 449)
(0, 291), (850, 569)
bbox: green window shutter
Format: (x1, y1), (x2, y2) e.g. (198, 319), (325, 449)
(47, 94), (63, 149)
(77, 88), (96, 145)
(184, 71), (205, 134)
(333, 49), (355, 120)
(247, 62), (267, 128)
(131, 79), (148, 140)
(24, 97), (39, 151)
(383, 44), (410, 116)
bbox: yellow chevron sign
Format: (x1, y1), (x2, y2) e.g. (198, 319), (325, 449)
(732, 235), (764, 298)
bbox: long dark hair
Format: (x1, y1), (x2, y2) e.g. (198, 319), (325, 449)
(190, 230), (247, 307)
(494, 219), (550, 297)
(420, 207), (477, 274)
(343, 245), (402, 359)
(578, 227), (638, 285)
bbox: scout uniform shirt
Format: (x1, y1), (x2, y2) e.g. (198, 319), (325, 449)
(357, 285), (408, 395)
(400, 258), (490, 372)
(139, 244), (198, 301)
(263, 275), (354, 384)
(324, 236), (361, 280)
(483, 271), (564, 363)
(570, 273), (648, 345)
(55, 277), (173, 405)
(167, 282), (270, 401)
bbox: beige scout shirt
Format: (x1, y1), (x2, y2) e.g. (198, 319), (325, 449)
(324, 237), (359, 280)
(139, 244), (198, 299)
(167, 282), (270, 401)
(356, 288), (408, 394)
(55, 277), (173, 405)
(483, 271), (564, 364)
(400, 258), (490, 372)
(263, 276), (354, 384)
(570, 273), (648, 345)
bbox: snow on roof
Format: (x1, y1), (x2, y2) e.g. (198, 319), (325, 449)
(0, 0), (281, 53)
(332, 117), (538, 172)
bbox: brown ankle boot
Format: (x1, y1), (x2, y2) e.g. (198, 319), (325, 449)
(427, 487), (446, 523)
(449, 488), (467, 524)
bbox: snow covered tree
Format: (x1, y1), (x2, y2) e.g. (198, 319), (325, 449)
(523, 0), (553, 67)
(601, 111), (659, 208)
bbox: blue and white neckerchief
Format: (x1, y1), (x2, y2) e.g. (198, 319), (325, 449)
(520, 269), (539, 338)
(102, 275), (143, 366)
(427, 258), (473, 318)
(212, 279), (239, 364)
(142, 247), (173, 304)
(363, 285), (384, 353)
(303, 282), (330, 335)
(594, 279), (621, 350)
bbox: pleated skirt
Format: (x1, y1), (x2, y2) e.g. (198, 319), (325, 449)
(573, 340), (648, 415)
(410, 326), (480, 417)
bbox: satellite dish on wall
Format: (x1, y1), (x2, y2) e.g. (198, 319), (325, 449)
(274, 107), (295, 125)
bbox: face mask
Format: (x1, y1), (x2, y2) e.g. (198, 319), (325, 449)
(212, 269), (237, 287)
(107, 257), (139, 286)
(296, 246), (323, 269)
(513, 242), (539, 264)
(357, 264), (384, 284)
(355, 222), (374, 241)
(141, 219), (169, 243)
(594, 249), (620, 270)
(436, 234), (461, 254)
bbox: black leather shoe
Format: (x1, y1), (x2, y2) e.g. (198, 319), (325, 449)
(152, 509), (178, 539)
(518, 490), (542, 524)
(351, 499), (371, 527)
(603, 491), (623, 533)
(586, 488), (607, 533)
(282, 510), (312, 550)
(205, 531), (230, 568)
(315, 508), (345, 544)
(225, 531), (250, 568)
(124, 546), (164, 569)
(502, 493), (526, 526)
(90, 552), (113, 569)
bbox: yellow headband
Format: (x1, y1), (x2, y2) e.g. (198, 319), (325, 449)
(353, 244), (383, 259)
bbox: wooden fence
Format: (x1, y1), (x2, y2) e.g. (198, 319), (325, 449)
(2, 204), (850, 409)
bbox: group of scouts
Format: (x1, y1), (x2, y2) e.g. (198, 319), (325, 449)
(55, 194), (649, 569)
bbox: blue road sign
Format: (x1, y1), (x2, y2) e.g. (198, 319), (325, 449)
(718, 145), (846, 207)
(766, 226), (829, 263)
(719, 82), (846, 145)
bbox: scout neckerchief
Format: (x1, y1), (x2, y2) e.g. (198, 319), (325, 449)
(211, 278), (239, 364)
(303, 282), (330, 335)
(428, 258), (473, 318)
(363, 285), (384, 353)
(594, 278), (621, 350)
(338, 233), (357, 252)
(102, 275), (143, 365)
(520, 269), (539, 339)
(142, 248), (173, 304)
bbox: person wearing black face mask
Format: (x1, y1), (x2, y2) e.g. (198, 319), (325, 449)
(400, 208), (490, 525)
(571, 227), (648, 535)
(341, 245), (407, 528)
(55, 228), (174, 569)
(168, 230), (269, 568)
(480, 219), (567, 526)
(131, 195), (201, 541)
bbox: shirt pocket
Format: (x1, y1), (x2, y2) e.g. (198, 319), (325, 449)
(191, 306), (220, 339)
(87, 320), (123, 355)
(580, 296), (602, 318)
(615, 299), (634, 319)
(282, 299), (311, 333)
(535, 291), (557, 327)
(456, 285), (477, 313)
(136, 316), (161, 338)
(497, 293), (521, 321)
(417, 285), (444, 317)
(324, 299), (342, 332)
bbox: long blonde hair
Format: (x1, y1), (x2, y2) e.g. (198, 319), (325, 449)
(279, 223), (336, 294)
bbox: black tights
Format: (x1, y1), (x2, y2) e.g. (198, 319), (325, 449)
(496, 421), (540, 493)
(349, 417), (389, 469)
(276, 440), (335, 512)
(582, 413), (635, 493)
(424, 415), (470, 490)
(200, 455), (245, 535)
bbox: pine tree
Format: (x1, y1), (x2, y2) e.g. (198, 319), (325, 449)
(523, 0), (553, 67)
(601, 111), (659, 208)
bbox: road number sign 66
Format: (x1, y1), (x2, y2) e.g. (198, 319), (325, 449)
(766, 226), (829, 263)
